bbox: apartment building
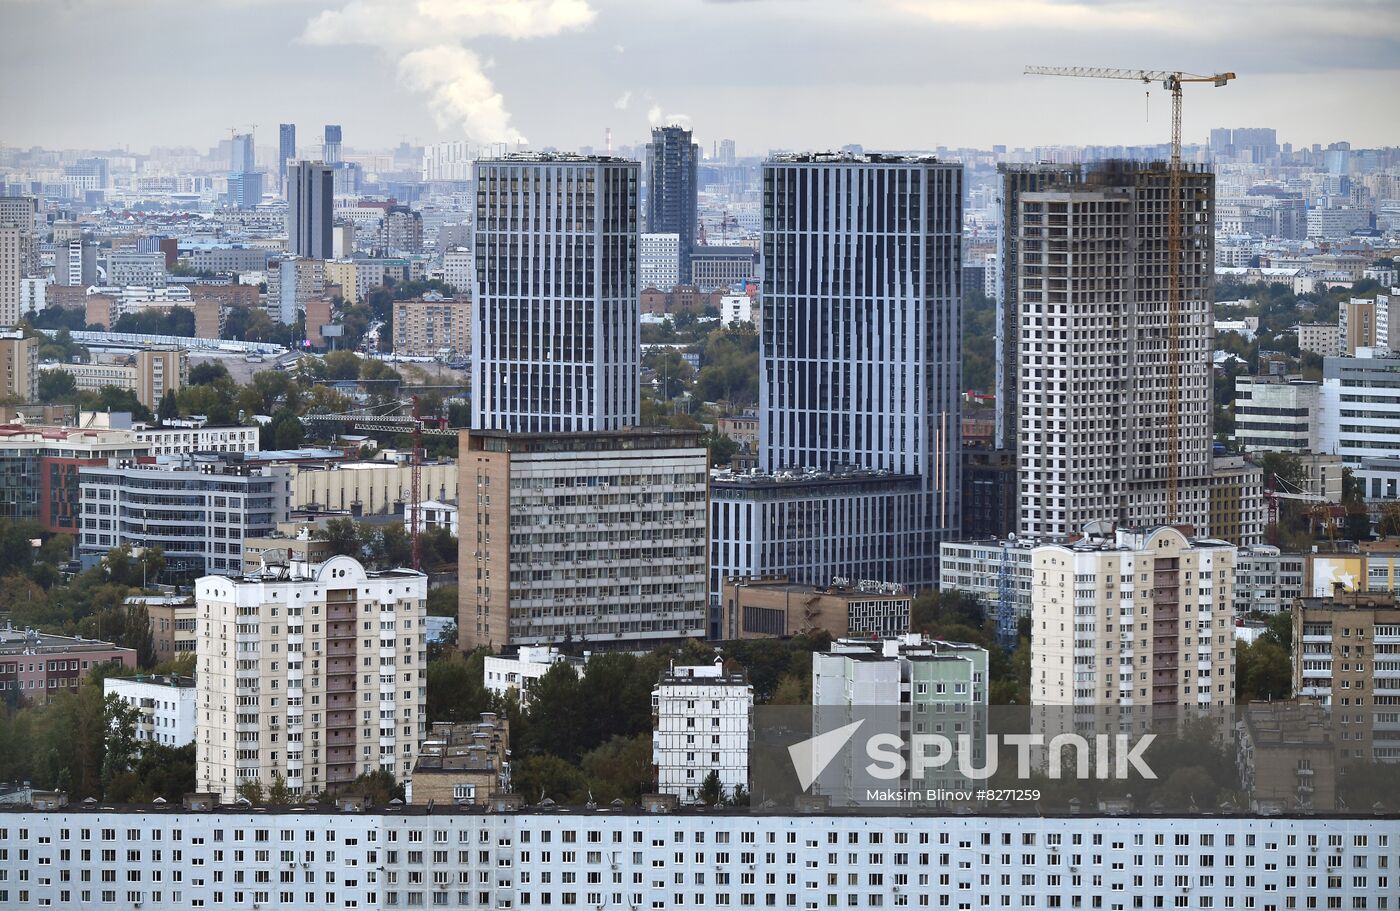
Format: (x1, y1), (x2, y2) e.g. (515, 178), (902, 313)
(1299, 322), (1341, 358)
(939, 535), (1038, 635)
(645, 126), (698, 284)
(134, 347), (188, 411)
(1031, 526), (1237, 708)
(1234, 544), (1306, 615)
(1293, 593), (1400, 761)
(0, 330), (36, 402)
(6, 802), (1395, 911)
(1233, 375), (1323, 452)
(195, 555), (428, 801)
(652, 662), (753, 802)
(0, 627), (135, 703)
(391, 293), (470, 357)
(103, 674), (197, 748)
(1209, 455), (1267, 546)
(482, 646), (585, 704)
(813, 634), (989, 711)
(78, 455), (292, 579)
(127, 593), (197, 664)
(457, 429), (709, 652)
(267, 256), (325, 326)
(107, 249), (167, 288)
(719, 576), (912, 640)
(639, 232), (680, 290)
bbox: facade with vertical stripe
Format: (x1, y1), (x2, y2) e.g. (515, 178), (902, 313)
(472, 154), (640, 434)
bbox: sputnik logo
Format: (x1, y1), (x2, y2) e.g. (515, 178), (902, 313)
(787, 719), (865, 791)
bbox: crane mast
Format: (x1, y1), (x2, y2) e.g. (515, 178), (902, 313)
(1024, 66), (1235, 522)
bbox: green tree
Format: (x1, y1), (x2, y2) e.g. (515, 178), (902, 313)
(426, 585), (458, 617)
(124, 603), (158, 668)
(701, 431), (738, 467)
(188, 362), (230, 385)
(643, 347), (695, 400)
(337, 769), (404, 804)
(579, 734), (655, 803)
(522, 662), (586, 762)
(513, 754), (587, 804)
(314, 518), (362, 558)
(324, 350), (362, 380)
(267, 771), (292, 805)
(699, 769), (722, 804)
(157, 389), (178, 422)
(425, 648), (492, 723)
(101, 691), (141, 792)
(263, 409), (305, 450)
(236, 779), (265, 803)
(37, 369), (78, 402)
(1236, 639), (1292, 702)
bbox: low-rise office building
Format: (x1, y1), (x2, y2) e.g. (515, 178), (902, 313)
(719, 575), (911, 640)
(482, 645), (585, 704)
(78, 454), (292, 579)
(133, 423), (259, 457)
(0, 626), (135, 703)
(1232, 375), (1323, 452)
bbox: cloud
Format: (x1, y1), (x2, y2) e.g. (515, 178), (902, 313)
(302, 0), (596, 143)
(398, 44), (524, 144)
(614, 90), (633, 110)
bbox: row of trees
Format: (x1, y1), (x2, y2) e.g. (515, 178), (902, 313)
(313, 518), (457, 572)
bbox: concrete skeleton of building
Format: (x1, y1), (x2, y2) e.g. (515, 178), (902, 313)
(652, 661), (753, 802)
(1009, 162), (1217, 539)
(1031, 525), (1237, 708)
(3, 801), (1395, 911)
(195, 554), (428, 801)
(103, 674), (197, 748)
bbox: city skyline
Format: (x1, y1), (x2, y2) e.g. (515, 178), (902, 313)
(3, 0), (1398, 154)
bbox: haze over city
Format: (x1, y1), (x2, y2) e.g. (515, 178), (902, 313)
(3, 0), (1399, 152)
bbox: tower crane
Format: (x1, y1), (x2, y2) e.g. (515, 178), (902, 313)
(300, 397), (457, 570)
(1024, 66), (1235, 522)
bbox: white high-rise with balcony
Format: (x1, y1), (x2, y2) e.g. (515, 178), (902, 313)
(652, 661), (752, 802)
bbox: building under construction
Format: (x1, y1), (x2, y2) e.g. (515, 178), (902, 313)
(1006, 160), (1218, 539)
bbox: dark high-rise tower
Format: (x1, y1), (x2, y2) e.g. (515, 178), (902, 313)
(645, 126), (698, 284)
(323, 125), (343, 165)
(472, 153), (640, 434)
(286, 161), (334, 259)
(278, 124), (296, 190)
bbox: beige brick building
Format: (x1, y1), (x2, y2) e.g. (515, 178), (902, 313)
(0, 330), (37, 401)
(457, 429), (709, 652)
(392, 294), (470, 357)
(407, 715), (510, 804)
(135, 347), (188, 410)
(719, 576), (911, 640)
(1031, 525), (1237, 708)
(195, 555), (428, 801)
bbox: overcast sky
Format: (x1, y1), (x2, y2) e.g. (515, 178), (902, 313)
(3, 0), (1397, 156)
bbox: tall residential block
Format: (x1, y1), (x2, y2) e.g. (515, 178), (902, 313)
(471, 154), (640, 433)
(0, 227), (20, 326)
(994, 163), (1081, 451)
(287, 162), (335, 260)
(1031, 526), (1236, 708)
(1013, 162), (1215, 539)
(134, 347), (189, 411)
(652, 662), (752, 802)
(457, 429), (709, 652)
(710, 153), (961, 606)
(391, 293), (470, 357)
(195, 554), (427, 800)
(645, 126), (698, 284)
(278, 123), (296, 189)
(0, 329), (36, 402)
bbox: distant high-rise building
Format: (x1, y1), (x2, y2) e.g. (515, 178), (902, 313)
(1011, 161), (1215, 539)
(278, 123), (296, 189)
(286, 161), (334, 259)
(0, 195), (39, 285)
(324, 124), (343, 165)
(718, 138), (737, 165)
(646, 126), (698, 284)
(471, 153), (640, 433)
(230, 132), (255, 175)
(0, 228), (22, 326)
